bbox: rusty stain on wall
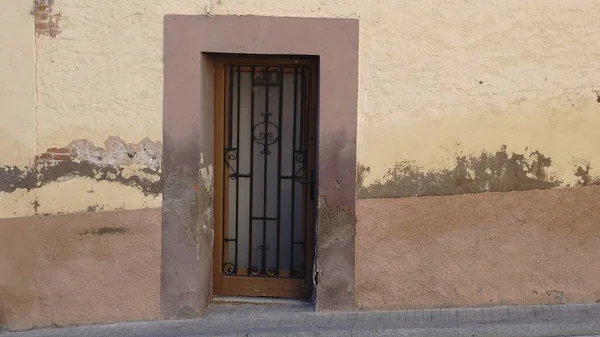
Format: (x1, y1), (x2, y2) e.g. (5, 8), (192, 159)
(0, 137), (162, 196)
(357, 146), (569, 199)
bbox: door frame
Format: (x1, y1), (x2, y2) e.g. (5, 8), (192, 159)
(162, 15), (359, 318)
(212, 55), (319, 299)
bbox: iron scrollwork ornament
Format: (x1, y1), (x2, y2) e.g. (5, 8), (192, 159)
(254, 67), (281, 85)
(223, 263), (236, 276)
(252, 113), (280, 155)
(266, 267), (278, 277)
(294, 150), (306, 181)
(224, 148), (238, 180)
(249, 266), (260, 276)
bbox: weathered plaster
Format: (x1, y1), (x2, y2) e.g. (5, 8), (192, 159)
(0, 217), (35, 330)
(315, 200), (356, 311)
(0, 137), (162, 218)
(356, 186), (600, 310)
(575, 165), (600, 186)
(163, 15), (358, 315)
(0, 0), (35, 167)
(0, 209), (161, 331)
(358, 146), (563, 199)
(359, 91), (600, 196)
(34, 0), (62, 37)
(2, 0), (599, 328)
(161, 40), (214, 319)
(0, 189), (36, 218)
(34, 178), (161, 215)
(31, 1), (600, 196)
(0, 166), (36, 193)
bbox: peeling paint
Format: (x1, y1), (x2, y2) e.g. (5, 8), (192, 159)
(0, 137), (162, 196)
(37, 159), (161, 195)
(162, 166), (198, 242)
(0, 166), (35, 193)
(197, 165), (214, 237)
(69, 137), (161, 171)
(175, 305), (198, 319)
(546, 290), (565, 302)
(357, 146), (565, 199)
(78, 227), (129, 235)
(317, 196), (356, 251)
(575, 165), (600, 186)
(86, 205), (104, 212)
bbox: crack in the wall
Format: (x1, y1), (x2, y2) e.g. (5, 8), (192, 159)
(357, 146), (577, 199)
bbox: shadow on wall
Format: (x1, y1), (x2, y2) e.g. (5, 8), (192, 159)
(357, 145), (600, 199)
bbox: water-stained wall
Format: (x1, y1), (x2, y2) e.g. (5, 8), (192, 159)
(2, 0), (600, 329)
(5, 0), (599, 217)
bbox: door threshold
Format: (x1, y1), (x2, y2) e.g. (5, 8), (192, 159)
(212, 296), (312, 307)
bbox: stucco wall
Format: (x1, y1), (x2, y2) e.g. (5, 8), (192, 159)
(356, 187), (600, 309)
(2, 0), (600, 328)
(0, 209), (161, 330)
(3, 0), (600, 217)
(357, 1), (600, 193)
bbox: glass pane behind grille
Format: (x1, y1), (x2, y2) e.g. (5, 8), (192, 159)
(223, 65), (311, 279)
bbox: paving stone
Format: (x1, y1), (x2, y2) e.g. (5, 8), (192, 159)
(3, 303), (600, 337)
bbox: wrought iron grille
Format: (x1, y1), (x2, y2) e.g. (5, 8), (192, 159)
(221, 64), (314, 279)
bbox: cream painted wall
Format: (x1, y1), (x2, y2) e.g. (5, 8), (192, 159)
(0, 0), (36, 218)
(2, 0), (600, 217)
(0, 0), (35, 167)
(38, 0), (600, 185)
(355, 1), (600, 187)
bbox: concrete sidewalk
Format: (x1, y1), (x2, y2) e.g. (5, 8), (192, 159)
(3, 302), (600, 337)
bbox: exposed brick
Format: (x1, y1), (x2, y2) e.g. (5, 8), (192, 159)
(38, 153), (52, 160)
(35, 22), (48, 31)
(47, 147), (70, 153)
(53, 154), (71, 161)
(35, 12), (48, 21)
(33, 0), (60, 38)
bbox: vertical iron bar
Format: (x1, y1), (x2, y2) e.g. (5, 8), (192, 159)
(234, 66), (241, 274)
(247, 66), (255, 275)
(261, 69), (270, 274)
(227, 65), (235, 273)
(228, 66), (234, 148)
(276, 67), (284, 276)
(290, 67), (298, 276)
(300, 68), (308, 272)
(222, 66), (231, 274)
(298, 68), (305, 152)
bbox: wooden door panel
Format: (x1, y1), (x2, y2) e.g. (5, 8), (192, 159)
(213, 55), (318, 299)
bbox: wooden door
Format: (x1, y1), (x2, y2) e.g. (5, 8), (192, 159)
(213, 55), (318, 298)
